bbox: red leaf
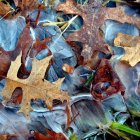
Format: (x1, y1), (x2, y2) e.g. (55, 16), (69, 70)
(34, 129), (66, 140)
(91, 59), (125, 100)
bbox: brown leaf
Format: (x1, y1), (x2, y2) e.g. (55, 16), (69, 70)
(84, 51), (101, 70)
(91, 59), (125, 100)
(67, 41), (84, 66)
(14, 24), (33, 62)
(17, 0), (46, 17)
(6, 87), (23, 107)
(0, 2), (12, 17)
(30, 38), (52, 58)
(0, 49), (11, 80)
(0, 21), (52, 79)
(0, 134), (17, 140)
(0, 0), (46, 19)
(34, 129), (66, 140)
(114, 33), (140, 66)
(0, 24), (34, 80)
(2, 52), (69, 118)
(62, 63), (74, 74)
(57, 0), (140, 61)
(16, 0), (38, 16)
(0, 135), (7, 140)
(14, 24), (51, 62)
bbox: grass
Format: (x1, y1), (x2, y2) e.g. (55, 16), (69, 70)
(110, 121), (140, 139)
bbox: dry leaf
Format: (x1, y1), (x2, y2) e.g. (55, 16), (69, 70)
(16, 0), (46, 17)
(67, 41), (84, 66)
(34, 129), (66, 140)
(0, 2), (11, 17)
(91, 59), (125, 100)
(16, 0), (38, 16)
(57, 0), (140, 61)
(0, 50), (11, 80)
(2, 52), (69, 117)
(0, 134), (17, 140)
(114, 33), (140, 66)
(0, 135), (7, 140)
(0, 0), (45, 19)
(17, 0), (37, 10)
(62, 64), (74, 74)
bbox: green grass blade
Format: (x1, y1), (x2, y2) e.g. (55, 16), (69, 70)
(111, 129), (131, 140)
(69, 134), (78, 140)
(111, 122), (140, 137)
(84, 74), (95, 86)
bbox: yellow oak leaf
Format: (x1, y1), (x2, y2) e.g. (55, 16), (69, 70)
(2, 52), (69, 117)
(114, 33), (140, 66)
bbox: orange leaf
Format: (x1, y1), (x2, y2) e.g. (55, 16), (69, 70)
(0, 2), (11, 17)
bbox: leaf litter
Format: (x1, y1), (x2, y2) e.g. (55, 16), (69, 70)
(0, 0), (140, 140)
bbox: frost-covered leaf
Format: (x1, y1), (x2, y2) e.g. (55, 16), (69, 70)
(61, 66), (92, 95)
(70, 93), (130, 139)
(126, 95), (140, 117)
(29, 99), (71, 139)
(124, 5), (140, 17)
(0, 16), (26, 52)
(0, 103), (29, 139)
(102, 20), (139, 46)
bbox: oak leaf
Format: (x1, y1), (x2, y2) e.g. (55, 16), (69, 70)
(114, 33), (140, 66)
(0, 0), (45, 19)
(57, 0), (140, 61)
(2, 52), (69, 117)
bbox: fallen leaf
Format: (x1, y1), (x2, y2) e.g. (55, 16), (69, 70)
(0, 2), (11, 17)
(62, 63), (74, 74)
(67, 41), (84, 66)
(34, 129), (66, 140)
(9, 23), (51, 78)
(0, 103), (29, 138)
(65, 102), (71, 129)
(6, 87), (23, 107)
(2, 52), (69, 118)
(30, 38), (52, 58)
(114, 33), (140, 66)
(0, 0), (46, 19)
(12, 24), (33, 61)
(91, 59), (125, 100)
(0, 134), (17, 140)
(16, 0), (37, 16)
(0, 50), (11, 80)
(57, 0), (140, 60)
